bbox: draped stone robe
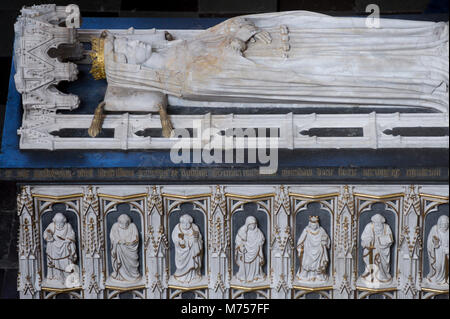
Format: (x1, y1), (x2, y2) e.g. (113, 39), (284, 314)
(297, 226), (330, 281)
(171, 223), (203, 283)
(43, 222), (77, 282)
(110, 222), (141, 282)
(361, 222), (394, 283)
(235, 225), (265, 282)
(104, 11), (449, 113)
(427, 224), (449, 285)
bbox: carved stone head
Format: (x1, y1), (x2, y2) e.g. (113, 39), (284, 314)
(245, 216), (257, 231)
(371, 213), (386, 233)
(180, 214), (193, 231)
(118, 214), (131, 229)
(309, 215), (320, 230)
(437, 215), (449, 232)
(53, 213), (67, 230)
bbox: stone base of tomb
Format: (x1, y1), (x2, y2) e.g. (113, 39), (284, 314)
(10, 184), (449, 299)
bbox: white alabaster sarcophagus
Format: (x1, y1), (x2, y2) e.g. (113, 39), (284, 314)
(5, 4), (448, 300)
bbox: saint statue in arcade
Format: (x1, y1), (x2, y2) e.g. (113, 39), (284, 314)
(426, 215), (449, 286)
(235, 216), (266, 282)
(171, 214), (204, 283)
(296, 216), (330, 282)
(109, 214), (141, 283)
(360, 213), (394, 284)
(43, 212), (78, 285)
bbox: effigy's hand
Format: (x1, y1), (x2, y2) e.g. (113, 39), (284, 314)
(432, 236), (440, 247)
(231, 18), (271, 45)
(253, 30), (272, 44)
(237, 245), (245, 253)
(229, 38), (247, 54)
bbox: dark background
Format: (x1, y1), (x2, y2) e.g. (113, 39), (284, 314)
(0, 0), (448, 299)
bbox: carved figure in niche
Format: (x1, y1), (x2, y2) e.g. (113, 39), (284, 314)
(361, 214), (394, 284)
(110, 214), (141, 283)
(172, 214), (203, 283)
(235, 216), (265, 282)
(427, 215), (449, 286)
(43, 213), (77, 285)
(296, 216), (330, 282)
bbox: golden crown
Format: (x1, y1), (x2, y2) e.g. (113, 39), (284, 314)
(89, 34), (106, 80)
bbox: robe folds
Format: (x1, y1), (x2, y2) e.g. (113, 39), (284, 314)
(427, 224), (449, 285)
(235, 225), (265, 282)
(361, 222), (394, 283)
(297, 226), (330, 281)
(110, 222), (141, 282)
(172, 223), (203, 283)
(44, 222), (77, 281)
(104, 11), (449, 113)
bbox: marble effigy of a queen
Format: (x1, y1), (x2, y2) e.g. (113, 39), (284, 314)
(88, 11), (449, 137)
